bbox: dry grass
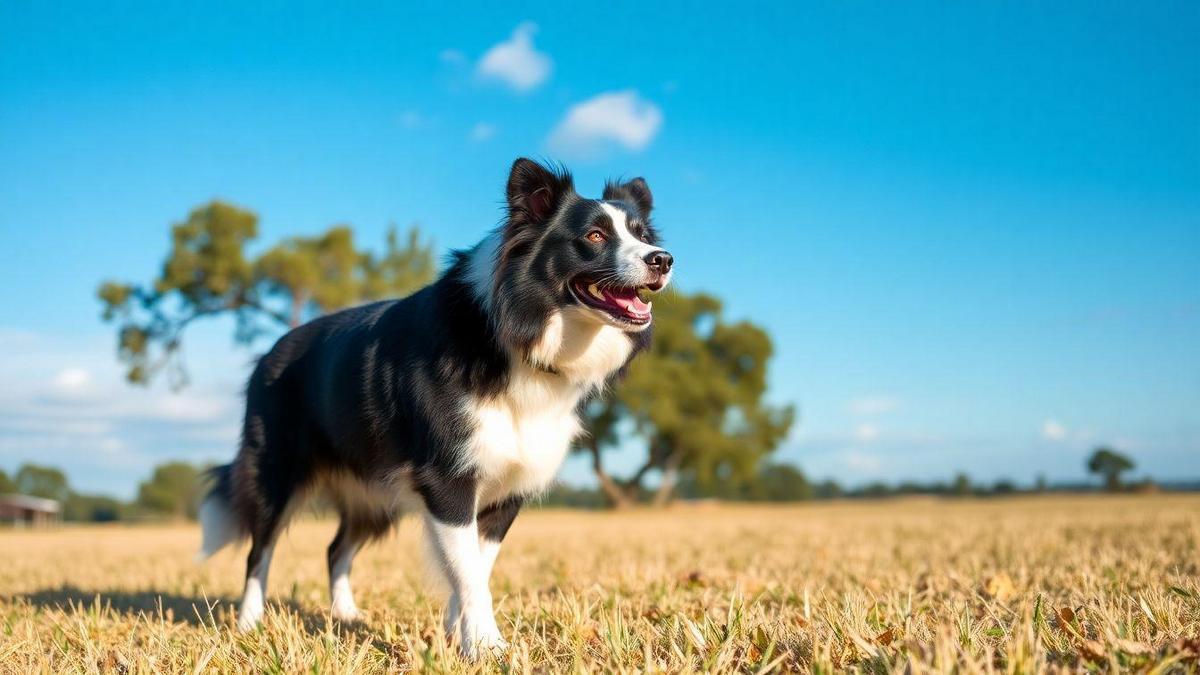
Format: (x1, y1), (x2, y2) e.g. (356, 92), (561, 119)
(1, 495), (1198, 673)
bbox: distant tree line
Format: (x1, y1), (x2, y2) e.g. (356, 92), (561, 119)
(0, 447), (1171, 522)
(0, 462), (204, 522)
(539, 447), (1163, 507)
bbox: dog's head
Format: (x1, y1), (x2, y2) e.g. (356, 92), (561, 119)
(488, 157), (673, 354)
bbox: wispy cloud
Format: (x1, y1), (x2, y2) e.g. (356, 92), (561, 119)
(853, 422), (880, 443)
(546, 90), (663, 157)
(0, 330), (248, 498)
(469, 122), (497, 142)
(476, 22), (552, 92)
(1041, 419), (1067, 441)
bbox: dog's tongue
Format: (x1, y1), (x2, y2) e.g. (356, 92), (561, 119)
(606, 288), (651, 316)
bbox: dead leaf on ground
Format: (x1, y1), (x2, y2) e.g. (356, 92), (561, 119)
(982, 573), (1015, 601)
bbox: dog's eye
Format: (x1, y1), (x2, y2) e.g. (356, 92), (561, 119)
(586, 230), (605, 244)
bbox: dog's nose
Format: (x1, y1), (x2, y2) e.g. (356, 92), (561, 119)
(644, 250), (673, 273)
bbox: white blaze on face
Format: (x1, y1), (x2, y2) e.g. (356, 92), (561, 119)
(599, 203), (667, 286)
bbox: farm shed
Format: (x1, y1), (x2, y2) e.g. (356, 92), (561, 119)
(0, 494), (61, 527)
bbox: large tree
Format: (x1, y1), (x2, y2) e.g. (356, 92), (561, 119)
(581, 291), (795, 507)
(1087, 447), (1135, 492)
(98, 201), (436, 388)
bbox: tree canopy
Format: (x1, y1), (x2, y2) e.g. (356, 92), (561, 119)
(1087, 447), (1135, 492)
(98, 201), (436, 388)
(14, 464), (71, 502)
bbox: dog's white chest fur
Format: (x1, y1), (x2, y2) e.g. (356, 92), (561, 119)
(463, 308), (632, 504)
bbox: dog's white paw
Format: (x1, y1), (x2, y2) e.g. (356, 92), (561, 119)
(460, 627), (508, 660)
(455, 611), (508, 660)
(236, 611), (262, 632)
(331, 598), (362, 622)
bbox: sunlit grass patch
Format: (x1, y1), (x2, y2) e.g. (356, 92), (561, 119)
(2, 496), (1198, 672)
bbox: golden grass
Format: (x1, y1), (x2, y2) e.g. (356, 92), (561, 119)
(1, 495), (1198, 673)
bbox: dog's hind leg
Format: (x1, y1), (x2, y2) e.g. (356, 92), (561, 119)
(238, 537), (276, 631)
(236, 475), (300, 631)
(326, 514), (390, 622)
(237, 492), (297, 631)
(327, 522), (362, 621)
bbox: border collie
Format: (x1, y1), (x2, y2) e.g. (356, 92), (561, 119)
(197, 158), (672, 657)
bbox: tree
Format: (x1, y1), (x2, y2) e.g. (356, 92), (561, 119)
(98, 201), (436, 388)
(1087, 447), (1135, 492)
(14, 464), (71, 501)
(951, 472), (973, 497)
(582, 291), (795, 507)
(991, 479), (1016, 495)
(136, 462), (204, 519)
(0, 469), (15, 493)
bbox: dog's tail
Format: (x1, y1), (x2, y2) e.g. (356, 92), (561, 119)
(196, 463), (246, 561)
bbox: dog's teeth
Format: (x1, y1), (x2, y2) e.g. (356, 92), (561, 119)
(645, 301), (652, 311)
(588, 283), (603, 300)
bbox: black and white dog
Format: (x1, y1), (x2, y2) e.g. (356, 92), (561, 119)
(198, 158), (672, 656)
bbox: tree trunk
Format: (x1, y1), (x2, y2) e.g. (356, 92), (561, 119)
(587, 441), (635, 509)
(289, 290), (309, 328)
(651, 451), (683, 507)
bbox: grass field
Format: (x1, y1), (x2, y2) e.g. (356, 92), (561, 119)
(2, 496), (1198, 673)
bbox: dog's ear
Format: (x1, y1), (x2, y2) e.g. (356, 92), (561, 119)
(603, 177), (653, 219)
(506, 158), (574, 227)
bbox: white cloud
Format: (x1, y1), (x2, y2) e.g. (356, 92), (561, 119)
(848, 395), (900, 416)
(547, 90), (663, 157)
(1042, 419), (1067, 442)
(51, 367), (93, 397)
(853, 422), (880, 443)
(476, 22), (552, 92)
(0, 329), (250, 498)
(469, 122), (497, 142)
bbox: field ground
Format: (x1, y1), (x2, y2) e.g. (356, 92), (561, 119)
(1, 496), (1198, 673)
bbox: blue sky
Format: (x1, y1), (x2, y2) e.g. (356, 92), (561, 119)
(1, 2), (1197, 498)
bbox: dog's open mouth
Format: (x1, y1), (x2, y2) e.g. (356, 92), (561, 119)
(570, 277), (653, 324)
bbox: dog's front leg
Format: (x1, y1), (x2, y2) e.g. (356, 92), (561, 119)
(421, 488), (505, 659)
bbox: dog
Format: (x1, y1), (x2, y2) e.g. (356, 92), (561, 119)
(197, 158), (673, 657)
